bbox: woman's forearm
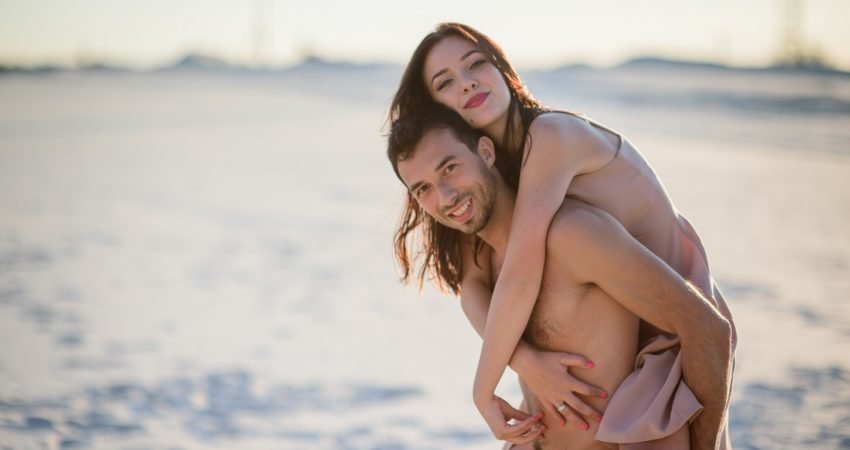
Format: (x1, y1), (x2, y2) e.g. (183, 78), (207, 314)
(460, 278), (537, 375)
(473, 275), (543, 406)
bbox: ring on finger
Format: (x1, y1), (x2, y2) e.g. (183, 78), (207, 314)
(556, 402), (568, 413)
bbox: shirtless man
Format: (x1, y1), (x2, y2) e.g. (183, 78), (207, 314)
(387, 107), (734, 449)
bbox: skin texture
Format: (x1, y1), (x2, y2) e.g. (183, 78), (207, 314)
(420, 35), (734, 450)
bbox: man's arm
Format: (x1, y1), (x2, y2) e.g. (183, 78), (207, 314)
(551, 203), (733, 450)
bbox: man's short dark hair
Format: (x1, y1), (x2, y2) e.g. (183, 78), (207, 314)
(386, 104), (483, 182)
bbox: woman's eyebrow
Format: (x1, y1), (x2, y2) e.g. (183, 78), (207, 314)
(459, 49), (480, 61)
(430, 50), (483, 85)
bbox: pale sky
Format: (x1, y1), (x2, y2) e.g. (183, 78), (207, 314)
(1, 0), (848, 70)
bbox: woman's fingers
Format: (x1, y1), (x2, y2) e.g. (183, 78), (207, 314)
(558, 353), (595, 369)
(557, 354), (609, 399)
(557, 402), (590, 431)
(541, 400), (567, 426)
(563, 393), (604, 424)
(501, 405), (531, 423)
(488, 397), (545, 441)
(512, 422), (546, 446)
(495, 417), (541, 440)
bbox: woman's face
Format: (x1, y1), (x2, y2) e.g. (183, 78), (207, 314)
(423, 36), (511, 132)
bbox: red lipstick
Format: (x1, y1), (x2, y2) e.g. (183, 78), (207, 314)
(464, 92), (489, 109)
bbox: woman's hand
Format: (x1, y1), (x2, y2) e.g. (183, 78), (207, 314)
(477, 395), (546, 446)
(519, 350), (609, 429)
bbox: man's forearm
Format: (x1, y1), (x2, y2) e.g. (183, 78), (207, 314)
(678, 301), (734, 450)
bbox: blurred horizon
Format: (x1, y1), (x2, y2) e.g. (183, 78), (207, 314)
(5, 51), (850, 76)
(1, 0), (848, 71)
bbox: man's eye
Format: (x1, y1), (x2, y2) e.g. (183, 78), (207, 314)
(444, 164), (457, 175)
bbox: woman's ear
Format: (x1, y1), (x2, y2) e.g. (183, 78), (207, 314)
(476, 136), (497, 168)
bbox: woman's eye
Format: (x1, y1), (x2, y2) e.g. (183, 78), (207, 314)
(470, 59), (486, 69)
(436, 79), (452, 91)
(416, 186), (429, 197)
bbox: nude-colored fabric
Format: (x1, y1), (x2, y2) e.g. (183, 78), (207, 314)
(594, 334), (701, 447)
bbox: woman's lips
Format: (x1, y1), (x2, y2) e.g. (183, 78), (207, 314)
(464, 92), (489, 109)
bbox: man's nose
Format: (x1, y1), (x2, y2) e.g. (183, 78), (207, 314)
(438, 183), (458, 206)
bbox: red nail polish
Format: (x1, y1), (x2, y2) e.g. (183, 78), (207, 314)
(595, 415), (603, 422)
(599, 391), (609, 399)
(585, 361), (595, 369)
(580, 423), (589, 430)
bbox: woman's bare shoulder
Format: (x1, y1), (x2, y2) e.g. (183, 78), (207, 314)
(528, 112), (595, 140)
(525, 112), (616, 168)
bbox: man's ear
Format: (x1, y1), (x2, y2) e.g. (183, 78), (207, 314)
(476, 136), (497, 168)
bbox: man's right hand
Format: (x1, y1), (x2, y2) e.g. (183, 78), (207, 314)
(517, 349), (609, 430)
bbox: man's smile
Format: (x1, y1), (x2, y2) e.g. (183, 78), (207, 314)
(446, 197), (473, 223)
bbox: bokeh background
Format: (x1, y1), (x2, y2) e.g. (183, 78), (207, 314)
(1, 1), (849, 449)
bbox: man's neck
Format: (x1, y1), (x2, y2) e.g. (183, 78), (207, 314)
(474, 182), (515, 259)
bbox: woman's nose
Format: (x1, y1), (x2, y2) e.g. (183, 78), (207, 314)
(462, 78), (478, 93)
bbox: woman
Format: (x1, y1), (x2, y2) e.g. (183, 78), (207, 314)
(389, 23), (735, 448)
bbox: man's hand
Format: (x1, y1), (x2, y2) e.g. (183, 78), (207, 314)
(477, 395), (546, 446)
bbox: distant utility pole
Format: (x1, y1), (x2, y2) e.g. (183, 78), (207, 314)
(780, 0), (804, 65)
(252, 0), (274, 67)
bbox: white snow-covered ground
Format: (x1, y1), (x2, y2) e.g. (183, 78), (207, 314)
(1, 65), (848, 449)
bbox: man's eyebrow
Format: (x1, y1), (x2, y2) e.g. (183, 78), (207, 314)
(407, 155), (457, 193)
(429, 49), (483, 85)
(434, 155), (456, 171)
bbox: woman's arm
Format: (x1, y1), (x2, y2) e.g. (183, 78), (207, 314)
(458, 240), (607, 429)
(472, 114), (617, 419)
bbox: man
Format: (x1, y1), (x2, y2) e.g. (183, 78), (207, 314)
(387, 107), (733, 450)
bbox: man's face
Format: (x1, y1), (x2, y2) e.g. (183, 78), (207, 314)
(397, 128), (497, 235)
